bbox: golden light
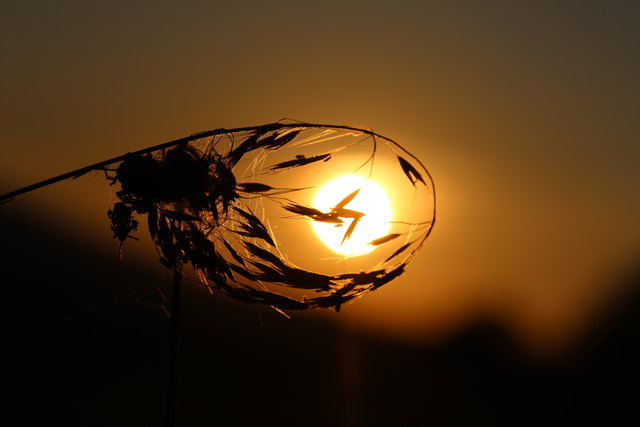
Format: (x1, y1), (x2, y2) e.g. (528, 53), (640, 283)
(311, 174), (392, 256)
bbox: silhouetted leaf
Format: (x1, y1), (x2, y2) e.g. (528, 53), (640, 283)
(334, 188), (360, 210)
(262, 130), (300, 149)
(233, 206), (276, 246)
(227, 125), (282, 166)
(281, 267), (333, 291)
(306, 278), (367, 310)
(341, 217), (360, 245)
(221, 239), (246, 266)
(256, 228), (275, 246)
(283, 203), (343, 223)
(227, 132), (259, 166)
(283, 204), (323, 217)
(368, 233), (401, 246)
(372, 264), (405, 289)
(383, 242), (411, 263)
(398, 156), (426, 186)
(236, 182), (273, 193)
(268, 153), (331, 170)
(331, 280), (358, 296)
(243, 242), (287, 270)
(228, 263), (256, 280)
(248, 260), (286, 282)
(232, 206), (263, 226)
(335, 269), (386, 285)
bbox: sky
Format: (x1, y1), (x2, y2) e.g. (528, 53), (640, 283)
(1, 0), (639, 359)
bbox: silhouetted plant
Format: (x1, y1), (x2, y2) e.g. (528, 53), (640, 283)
(1, 121), (435, 311)
(0, 120), (436, 425)
(103, 122), (436, 311)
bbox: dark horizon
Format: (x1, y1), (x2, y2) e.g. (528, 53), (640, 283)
(3, 203), (640, 425)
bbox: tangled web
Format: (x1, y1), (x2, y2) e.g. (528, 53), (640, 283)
(105, 121), (435, 312)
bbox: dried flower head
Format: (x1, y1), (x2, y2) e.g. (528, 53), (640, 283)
(104, 121), (435, 312)
(0, 121), (435, 312)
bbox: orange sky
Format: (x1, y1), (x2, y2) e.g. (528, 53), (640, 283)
(1, 1), (639, 358)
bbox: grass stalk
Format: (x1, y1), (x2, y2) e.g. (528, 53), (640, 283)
(166, 266), (183, 427)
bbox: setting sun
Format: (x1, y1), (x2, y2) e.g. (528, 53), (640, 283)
(311, 175), (392, 256)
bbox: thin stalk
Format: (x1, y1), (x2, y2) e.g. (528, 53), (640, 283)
(0, 122), (419, 204)
(166, 266), (183, 427)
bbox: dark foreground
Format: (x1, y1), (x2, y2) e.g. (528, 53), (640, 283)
(3, 210), (639, 426)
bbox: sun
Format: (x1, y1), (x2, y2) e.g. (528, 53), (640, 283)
(311, 175), (392, 256)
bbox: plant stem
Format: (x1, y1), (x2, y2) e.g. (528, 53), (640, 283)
(0, 122), (414, 204)
(167, 266), (182, 427)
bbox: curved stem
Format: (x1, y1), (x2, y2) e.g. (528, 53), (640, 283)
(0, 122), (420, 204)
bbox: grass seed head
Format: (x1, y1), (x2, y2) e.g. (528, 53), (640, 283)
(105, 122), (435, 311)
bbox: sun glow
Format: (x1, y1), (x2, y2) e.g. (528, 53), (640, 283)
(311, 175), (392, 256)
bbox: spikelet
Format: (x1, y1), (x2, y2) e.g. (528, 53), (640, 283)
(0, 121), (436, 312)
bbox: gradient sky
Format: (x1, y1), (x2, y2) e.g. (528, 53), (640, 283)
(1, 0), (639, 357)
